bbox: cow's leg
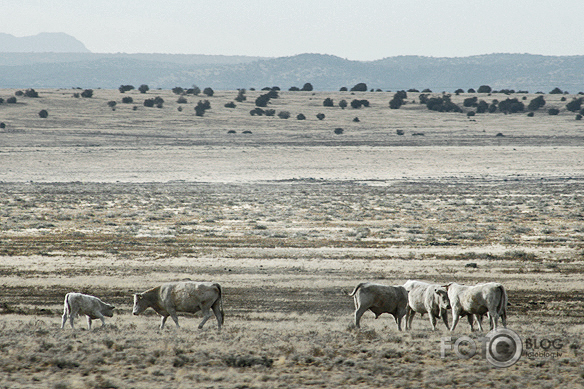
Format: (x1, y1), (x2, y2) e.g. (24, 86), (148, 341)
(160, 315), (169, 330)
(395, 312), (404, 332)
(405, 308), (415, 330)
(467, 315), (476, 332)
(429, 314), (437, 331)
(354, 305), (367, 328)
(169, 312), (180, 329)
(488, 310), (499, 331)
(449, 310), (461, 332)
(212, 302), (223, 330)
(441, 310), (449, 329)
(501, 309), (507, 328)
(96, 313), (107, 328)
(198, 308), (213, 329)
(87, 316), (92, 330)
(61, 312), (68, 329)
(69, 308), (79, 329)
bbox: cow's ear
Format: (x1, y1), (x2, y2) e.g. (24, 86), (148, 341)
(442, 283), (452, 289)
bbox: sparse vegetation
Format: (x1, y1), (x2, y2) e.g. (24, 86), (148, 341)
(138, 84), (149, 94)
(38, 109), (49, 118)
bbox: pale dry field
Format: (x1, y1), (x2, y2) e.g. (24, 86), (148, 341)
(0, 88), (584, 388)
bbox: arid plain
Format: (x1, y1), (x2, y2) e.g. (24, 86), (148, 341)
(1, 88), (583, 388)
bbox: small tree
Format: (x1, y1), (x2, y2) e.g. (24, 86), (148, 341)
(277, 111), (290, 119)
(301, 83), (313, 91)
(350, 83), (367, 92)
(81, 89), (93, 98)
(203, 87), (214, 97)
(296, 113), (306, 120)
(250, 108), (264, 116)
(550, 87), (563, 94)
(235, 89), (247, 102)
(288, 86), (300, 91)
(528, 95), (546, 111)
(548, 108), (560, 115)
(338, 100), (347, 109)
(138, 84), (149, 94)
(6, 96), (17, 103)
(334, 128), (343, 134)
(177, 96), (188, 104)
(566, 98), (583, 112)
(38, 109), (48, 118)
(119, 85), (134, 93)
(172, 87), (184, 95)
(224, 102), (236, 108)
(316, 113), (325, 120)
(122, 96), (133, 104)
(195, 100), (210, 116)
(107, 101), (117, 108)
(25, 89), (39, 98)
(477, 85), (492, 93)
(323, 98), (334, 107)
(339, 87), (348, 92)
(255, 94), (271, 107)
(265, 109), (276, 116)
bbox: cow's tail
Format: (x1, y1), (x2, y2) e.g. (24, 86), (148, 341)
(63, 293), (71, 316)
(497, 284), (507, 316)
(348, 283), (366, 297)
(214, 283), (224, 325)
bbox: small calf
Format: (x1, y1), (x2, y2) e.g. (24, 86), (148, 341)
(61, 292), (115, 330)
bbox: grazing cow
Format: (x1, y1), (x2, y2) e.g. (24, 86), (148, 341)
(349, 282), (408, 331)
(447, 282), (508, 332)
(61, 292), (115, 330)
(133, 281), (224, 330)
(405, 282), (451, 330)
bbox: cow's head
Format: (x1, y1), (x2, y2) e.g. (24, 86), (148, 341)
(435, 288), (451, 310)
(132, 293), (148, 315)
(103, 304), (115, 317)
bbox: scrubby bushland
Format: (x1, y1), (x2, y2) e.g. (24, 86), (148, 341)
(396, 129), (404, 135)
(172, 87), (184, 95)
(463, 96), (478, 107)
(107, 101), (117, 108)
(255, 94), (271, 107)
(177, 96), (188, 104)
(350, 83), (367, 92)
(477, 85), (492, 93)
(425, 95), (462, 112)
(475, 100), (489, 113)
(528, 95), (546, 111)
(81, 89), (93, 98)
(316, 113), (325, 120)
(339, 86), (348, 92)
(144, 97), (164, 108)
(422, 88), (432, 93)
(119, 85), (134, 93)
(250, 108), (264, 116)
(264, 109), (276, 116)
(15, 90), (23, 96)
(224, 102), (236, 108)
(334, 128), (343, 134)
(323, 98), (334, 107)
(203, 87), (214, 97)
(353, 117), (360, 122)
(301, 83), (313, 91)
(550, 87), (563, 94)
(288, 86), (300, 91)
(408, 88), (420, 93)
(235, 89), (246, 102)
(548, 108), (560, 115)
(122, 96), (133, 104)
(338, 100), (347, 109)
(454, 88), (464, 95)
(6, 96), (17, 103)
(351, 99), (370, 109)
(138, 84), (149, 94)
(576, 114), (583, 120)
(498, 98), (524, 114)
(566, 98), (583, 112)
(467, 88), (476, 93)
(0, 122), (5, 128)
(38, 109), (48, 118)
(277, 111), (290, 119)
(188, 86), (201, 95)
(195, 100), (211, 116)
(296, 113), (306, 120)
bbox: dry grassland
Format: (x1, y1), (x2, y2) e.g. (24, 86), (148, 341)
(0, 88), (583, 388)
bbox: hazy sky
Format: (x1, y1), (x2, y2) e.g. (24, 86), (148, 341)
(2, 0), (583, 60)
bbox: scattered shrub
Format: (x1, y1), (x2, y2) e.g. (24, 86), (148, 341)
(195, 100), (210, 116)
(227, 130), (236, 133)
(477, 85), (492, 93)
(353, 117), (360, 122)
(277, 111), (290, 119)
(495, 132), (504, 137)
(463, 96), (478, 107)
(138, 84), (149, 94)
(498, 98), (524, 114)
(422, 88), (432, 93)
(250, 108), (264, 116)
(6, 96), (17, 103)
(264, 109), (276, 116)
(323, 98), (334, 107)
(0, 98), (4, 104)
(476, 100), (489, 113)
(338, 99), (348, 109)
(81, 89), (93, 98)
(575, 114), (582, 120)
(107, 101), (117, 108)
(15, 90), (23, 96)
(389, 91), (407, 109)
(566, 98), (583, 112)
(350, 83), (367, 92)
(72, 93), (80, 98)
(177, 96), (188, 104)
(144, 96), (164, 108)
(339, 86), (348, 92)
(242, 130), (252, 134)
(334, 128), (343, 134)
(396, 129), (404, 135)
(548, 108), (560, 115)
(528, 95), (546, 111)
(24, 88), (39, 98)
(121, 96), (133, 104)
(203, 87), (214, 97)
(316, 113), (325, 120)
(466, 111), (476, 117)
(188, 86), (201, 95)
(425, 96), (462, 112)
(297, 113), (306, 120)
(550, 87), (563, 94)
(454, 88), (464, 95)
(301, 83), (314, 91)
(224, 101), (236, 108)
(350, 99), (369, 109)
(177, 106), (183, 112)
(0, 122), (5, 129)
(467, 88), (476, 93)
(288, 86), (300, 91)
(172, 86), (184, 95)
(38, 109), (48, 118)
(527, 112), (534, 117)
(235, 89), (246, 102)
(119, 85), (134, 93)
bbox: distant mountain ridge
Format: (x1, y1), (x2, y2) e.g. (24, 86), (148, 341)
(0, 32), (90, 53)
(1, 51), (583, 92)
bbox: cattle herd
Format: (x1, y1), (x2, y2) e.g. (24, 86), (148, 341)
(61, 279), (508, 333)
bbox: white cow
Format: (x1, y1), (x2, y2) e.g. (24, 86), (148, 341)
(61, 292), (115, 330)
(132, 281), (224, 330)
(404, 281), (450, 330)
(349, 282), (408, 331)
(447, 282), (508, 332)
